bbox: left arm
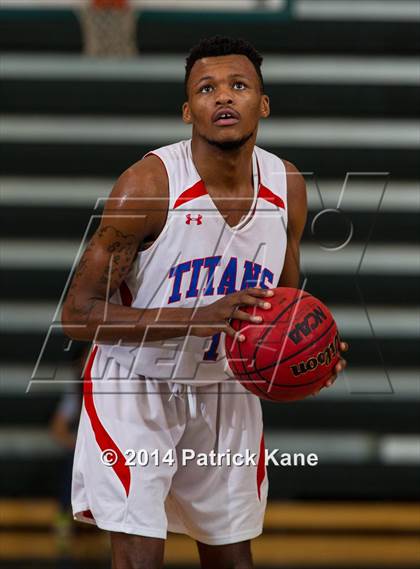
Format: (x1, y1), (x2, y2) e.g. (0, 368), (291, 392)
(278, 160), (348, 387)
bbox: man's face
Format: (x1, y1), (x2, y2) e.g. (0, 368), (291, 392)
(183, 54), (270, 150)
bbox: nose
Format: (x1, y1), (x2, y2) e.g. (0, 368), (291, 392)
(215, 86), (233, 106)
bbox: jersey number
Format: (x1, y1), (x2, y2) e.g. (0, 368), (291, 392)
(203, 333), (221, 361)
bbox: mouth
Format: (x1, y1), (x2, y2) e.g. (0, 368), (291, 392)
(213, 108), (240, 126)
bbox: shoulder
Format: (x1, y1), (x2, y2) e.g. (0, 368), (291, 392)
(283, 159), (306, 201)
(256, 146), (306, 200)
(104, 154), (169, 215)
(282, 159), (307, 230)
(116, 154), (168, 202)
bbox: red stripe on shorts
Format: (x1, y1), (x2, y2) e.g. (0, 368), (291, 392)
(83, 346), (131, 497)
(256, 433), (266, 500)
(82, 509), (95, 520)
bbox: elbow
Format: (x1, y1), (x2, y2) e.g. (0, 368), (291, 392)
(61, 301), (89, 341)
(61, 294), (103, 341)
(61, 307), (79, 341)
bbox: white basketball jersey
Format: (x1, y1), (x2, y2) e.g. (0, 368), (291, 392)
(99, 139), (288, 384)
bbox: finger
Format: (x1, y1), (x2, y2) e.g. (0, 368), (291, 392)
(224, 324), (245, 342)
(231, 309), (263, 324)
(340, 341), (349, 352)
(236, 294), (272, 310)
(334, 359), (346, 374)
(245, 288), (274, 298)
(325, 375), (337, 387)
(338, 358), (347, 370)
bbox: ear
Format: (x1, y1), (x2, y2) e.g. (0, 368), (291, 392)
(260, 94), (270, 119)
(182, 102), (192, 124)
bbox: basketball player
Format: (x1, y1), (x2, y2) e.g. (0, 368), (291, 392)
(62, 36), (348, 569)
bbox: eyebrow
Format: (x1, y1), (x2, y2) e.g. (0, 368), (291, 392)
(194, 73), (249, 86)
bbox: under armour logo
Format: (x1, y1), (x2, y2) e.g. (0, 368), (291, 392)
(185, 214), (203, 225)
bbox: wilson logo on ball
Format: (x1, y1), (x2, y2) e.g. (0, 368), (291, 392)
(291, 333), (340, 377)
(287, 306), (328, 345)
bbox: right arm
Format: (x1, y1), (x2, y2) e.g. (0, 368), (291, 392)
(61, 156), (272, 344)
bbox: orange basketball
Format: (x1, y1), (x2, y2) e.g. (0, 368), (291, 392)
(225, 287), (341, 401)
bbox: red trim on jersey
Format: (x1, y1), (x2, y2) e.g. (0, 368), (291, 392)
(119, 281), (133, 306)
(258, 184), (285, 210)
(92, 0), (127, 9)
(256, 433), (266, 500)
(174, 180), (207, 209)
(82, 509), (95, 520)
(83, 346), (131, 497)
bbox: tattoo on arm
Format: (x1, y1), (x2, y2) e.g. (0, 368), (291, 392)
(66, 226), (138, 320)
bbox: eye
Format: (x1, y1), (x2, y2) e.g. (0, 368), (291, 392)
(199, 84), (213, 93)
(233, 81), (246, 90)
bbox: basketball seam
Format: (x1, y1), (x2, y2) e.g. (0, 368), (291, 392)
(253, 320), (337, 376)
(235, 326), (276, 400)
(239, 326), (338, 389)
(251, 292), (312, 363)
(231, 290), (311, 400)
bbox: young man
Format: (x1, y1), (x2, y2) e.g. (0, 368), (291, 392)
(62, 36), (347, 569)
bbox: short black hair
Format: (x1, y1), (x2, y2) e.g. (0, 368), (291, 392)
(185, 35), (264, 94)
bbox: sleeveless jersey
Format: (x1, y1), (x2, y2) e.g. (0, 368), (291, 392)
(99, 139), (288, 385)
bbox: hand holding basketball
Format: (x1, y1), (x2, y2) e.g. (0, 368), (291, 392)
(324, 340), (348, 388)
(225, 287), (346, 402)
(192, 287), (274, 338)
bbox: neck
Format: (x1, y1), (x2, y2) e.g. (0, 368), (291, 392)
(191, 131), (256, 190)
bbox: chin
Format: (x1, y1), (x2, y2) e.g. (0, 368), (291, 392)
(204, 130), (254, 151)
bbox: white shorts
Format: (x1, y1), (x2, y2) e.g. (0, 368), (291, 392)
(72, 346), (268, 546)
